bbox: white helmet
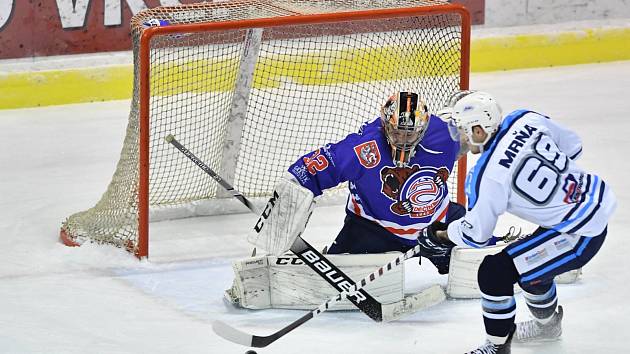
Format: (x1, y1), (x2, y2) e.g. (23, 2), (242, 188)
(450, 91), (502, 147)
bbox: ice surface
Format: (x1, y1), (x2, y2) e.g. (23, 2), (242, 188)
(0, 61), (629, 353)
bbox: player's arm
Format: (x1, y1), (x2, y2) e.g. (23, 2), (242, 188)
(445, 177), (509, 248)
(287, 135), (364, 196)
(541, 114), (583, 160)
(248, 136), (363, 255)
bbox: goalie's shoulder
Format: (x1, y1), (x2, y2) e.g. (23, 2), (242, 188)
(357, 117), (382, 136)
(330, 119), (388, 169)
(329, 117), (385, 153)
(418, 114), (461, 154)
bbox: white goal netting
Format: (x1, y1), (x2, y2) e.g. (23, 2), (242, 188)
(60, 0), (470, 257)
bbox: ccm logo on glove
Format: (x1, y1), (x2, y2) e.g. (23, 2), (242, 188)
(254, 190), (280, 232)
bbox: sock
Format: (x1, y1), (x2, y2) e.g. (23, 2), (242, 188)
(523, 282), (558, 324)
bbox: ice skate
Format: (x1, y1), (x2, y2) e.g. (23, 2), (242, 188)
(465, 327), (514, 354)
(515, 306), (563, 343)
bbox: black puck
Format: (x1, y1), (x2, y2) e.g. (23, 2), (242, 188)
(245, 351), (257, 354)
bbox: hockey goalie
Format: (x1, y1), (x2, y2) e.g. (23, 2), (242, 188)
(224, 91), (582, 314)
(226, 92), (464, 312)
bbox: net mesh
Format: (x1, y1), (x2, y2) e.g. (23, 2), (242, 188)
(61, 0), (468, 256)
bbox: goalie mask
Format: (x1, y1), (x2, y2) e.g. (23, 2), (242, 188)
(381, 92), (430, 167)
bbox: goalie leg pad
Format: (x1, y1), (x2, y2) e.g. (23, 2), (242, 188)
(247, 174), (315, 255)
(225, 253), (405, 310)
(224, 255), (271, 309)
(447, 244), (509, 298)
(447, 242), (584, 299)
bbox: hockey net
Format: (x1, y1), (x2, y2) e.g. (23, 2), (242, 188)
(60, 0), (471, 258)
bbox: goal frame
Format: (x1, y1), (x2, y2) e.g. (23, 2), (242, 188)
(62, 3), (471, 259)
(136, 4), (470, 258)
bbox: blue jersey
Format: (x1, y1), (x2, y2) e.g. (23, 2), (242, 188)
(288, 115), (460, 243)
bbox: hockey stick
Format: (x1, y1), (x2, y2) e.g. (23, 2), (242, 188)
(212, 243), (444, 347)
(165, 134), (384, 321)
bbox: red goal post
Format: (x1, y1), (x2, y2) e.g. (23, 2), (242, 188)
(60, 0), (471, 258)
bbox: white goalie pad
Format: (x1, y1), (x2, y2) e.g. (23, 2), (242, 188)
(446, 244), (582, 299)
(247, 174), (315, 255)
(225, 252), (405, 310)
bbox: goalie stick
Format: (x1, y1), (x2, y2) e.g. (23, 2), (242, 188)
(166, 134), (385, 321)
(212, 242), (443, 347)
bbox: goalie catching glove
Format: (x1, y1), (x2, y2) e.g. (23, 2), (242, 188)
(247, 173), (315, 256)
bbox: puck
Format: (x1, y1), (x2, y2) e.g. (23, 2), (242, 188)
(245, 351), (257, 354)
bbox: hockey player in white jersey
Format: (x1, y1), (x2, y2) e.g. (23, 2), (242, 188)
(419, 91), (617, 354)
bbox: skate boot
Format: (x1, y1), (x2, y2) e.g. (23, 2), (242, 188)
(515, 305), (563, 343)
(465, 326), (514, 354)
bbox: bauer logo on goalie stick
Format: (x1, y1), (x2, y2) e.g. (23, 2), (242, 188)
(300, 250), (367, 303)
(254, 191), (280, 233)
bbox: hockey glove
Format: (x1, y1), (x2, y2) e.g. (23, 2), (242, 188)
(417, 224), (456, 259)
(427, 255), (451, 275)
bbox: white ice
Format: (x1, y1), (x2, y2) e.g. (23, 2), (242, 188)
(1, 61), (629, 354)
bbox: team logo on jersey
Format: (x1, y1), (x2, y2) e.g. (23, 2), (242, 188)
(380, 165), (450, 218)
(562, 173), (584, 204)
(354, 140), (381, 168)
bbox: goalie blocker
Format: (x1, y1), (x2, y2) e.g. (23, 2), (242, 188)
(248, 173), (315, 256)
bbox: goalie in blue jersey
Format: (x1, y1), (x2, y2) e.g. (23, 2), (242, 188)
(282, 91), (466, 274)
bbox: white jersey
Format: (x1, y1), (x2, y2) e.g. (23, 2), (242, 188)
(447, 110), (617, 248)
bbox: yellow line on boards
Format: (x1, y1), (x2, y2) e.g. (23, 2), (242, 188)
(471, 27), (630, 72)
(0, 66), (133, 110)
(1, 27), (629, 110)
